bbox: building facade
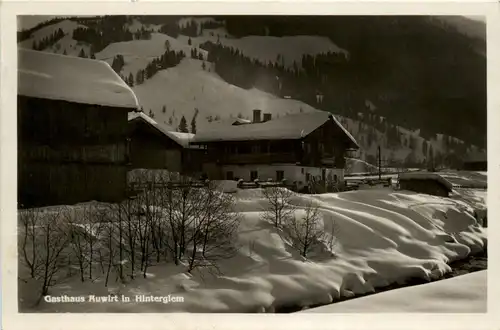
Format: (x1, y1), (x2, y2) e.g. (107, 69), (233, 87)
(18, 49), (138, 207)
(128, 112), (204, 176)
(191, 110), (359, 190)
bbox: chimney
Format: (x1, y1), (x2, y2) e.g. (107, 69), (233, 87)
(253, 109), (262, 123)
(263, 113), (272, 122)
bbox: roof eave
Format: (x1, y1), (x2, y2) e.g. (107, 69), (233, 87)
(130, 115), (186, 148)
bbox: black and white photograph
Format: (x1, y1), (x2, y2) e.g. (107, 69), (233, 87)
(1, 2), (495, 325)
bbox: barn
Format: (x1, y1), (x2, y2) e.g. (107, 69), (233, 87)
(18, 49), (139, 208)
(128, 112), (204, 175)
(191, 110), (359, 190)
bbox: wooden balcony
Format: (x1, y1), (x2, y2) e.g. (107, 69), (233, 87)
(220, 152), (297, 164)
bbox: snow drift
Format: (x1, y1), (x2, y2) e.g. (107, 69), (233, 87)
(302, 270), (487, 313)
(19, 187), (486, 313)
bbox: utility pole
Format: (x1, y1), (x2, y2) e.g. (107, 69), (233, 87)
(378, 146), (382, 180)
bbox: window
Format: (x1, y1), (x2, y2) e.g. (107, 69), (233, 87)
(301, 168), (304, 174)
(333, 174), (338, 182)
(276, 170), (284, 181)
(250, 170), (258, 181)
(305, 173), (311, 182)
(226, 171), (234, 180)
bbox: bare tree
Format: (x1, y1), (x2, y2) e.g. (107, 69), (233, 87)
(324, 216), (339, 255)
(64, 209), (89, 282)
(19, 208), (72, 304)
(261, 186), (296, 228)
(135, 184), (166, 278)
(285, 201), (325, 258)
(116, 197), (140, 280)
(185, 182), (241, 274)
(19, 209), (42, 279)
(83, 205), (106, 281)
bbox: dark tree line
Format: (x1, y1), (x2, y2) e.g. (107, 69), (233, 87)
(133, 26), (152, 40)
(190, 47), (204, 60)
(18, 17), (69, 42)
(201, 41), (367, 122)
(221, 16), (486, 149)
(111, 55), (125, 73)
(77, 48), (95, 59)
(140, 49), (186, 82)
(32, 28), (65, 51)
(159, 22), (181, 38)
(158, 18), (223, 39)
(72, 16), (134, 53)
(179, 20), (199, 37)
(120, 49), (186, 87)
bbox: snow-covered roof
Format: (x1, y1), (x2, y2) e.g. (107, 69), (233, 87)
(18, 49), (139, 109)
(192, 111), (359, 149)
(232, 118), (252, 125)
(398, 172), (454, 191)
(128, 112), (197, 148)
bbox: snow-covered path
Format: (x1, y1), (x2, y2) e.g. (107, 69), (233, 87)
(301, 270), (487, 313)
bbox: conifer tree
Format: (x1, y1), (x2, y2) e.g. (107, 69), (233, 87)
(178, 115), (188, 133)
(191, 108), (199, 134)
(78, 48), (86, 58)
(128, 73), (134, 87)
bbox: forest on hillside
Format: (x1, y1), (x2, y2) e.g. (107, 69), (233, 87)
(219, 16), (487, 149)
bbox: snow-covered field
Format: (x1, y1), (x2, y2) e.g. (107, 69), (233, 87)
(302, 270), (486, 313)
(19, 188), (486, 313)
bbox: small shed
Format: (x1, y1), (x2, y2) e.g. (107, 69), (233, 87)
(398, 172), (453, 198)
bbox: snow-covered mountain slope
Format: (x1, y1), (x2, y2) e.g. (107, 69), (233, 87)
(19, 19), (84, 48)
(131, 58), (319, 131)
(183, 29), (348, 67)
(95, 33), (208, 77)
(122, 19), (348, 68)
(18, 19), (91, 57)
(126, 18), (162, 33)
(45, 35), (92, 57)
